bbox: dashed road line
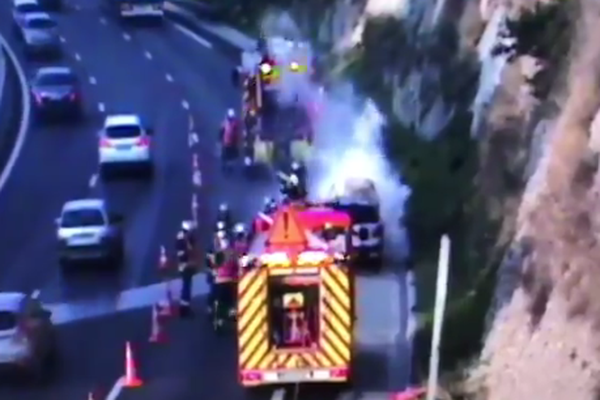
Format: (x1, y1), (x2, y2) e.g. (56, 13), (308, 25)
(74, 53), (81, 61)
(89, 76), (97, 85)
(98, 102), (105, 113)
(88, 173), (98, 188)
(123, 32), (131, 41)
(181, 100), (189, 110)
(144, 51), (152, 60)
(59, 36), (66, 43)
(165, 73), (173, 82)
(100, 17), (107, 25)
(173, 23), (212, 48)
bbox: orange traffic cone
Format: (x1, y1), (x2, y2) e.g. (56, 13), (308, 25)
(158, 246), (169, 272)
(158, 280), (176, 317)
(123, 342), (143, 388)
(149, 304), (166, 343)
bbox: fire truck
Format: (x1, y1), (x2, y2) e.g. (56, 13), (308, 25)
(232, 37), (315, 171)
(237, 205), (354, 387)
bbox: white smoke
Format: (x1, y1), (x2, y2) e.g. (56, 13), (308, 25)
(259, 10), (412, 259)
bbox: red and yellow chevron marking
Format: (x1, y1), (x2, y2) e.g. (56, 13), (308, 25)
(319, 265), (352, 368)
(238, 269), (269, 371)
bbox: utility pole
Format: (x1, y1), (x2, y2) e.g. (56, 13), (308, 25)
(426, 235), (451, 400)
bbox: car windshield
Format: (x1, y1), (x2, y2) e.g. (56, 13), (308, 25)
(61, 208), (105, 228)
(36, 72), (75, 86)
(26, 17), (55, 29)
(16, 3), (42, 13)
(0, 311), (17, 331)
(105, 125), (142, 139)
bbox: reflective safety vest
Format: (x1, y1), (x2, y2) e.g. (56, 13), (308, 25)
(222, 121), (238, 145)
(215, 261), (237, 283)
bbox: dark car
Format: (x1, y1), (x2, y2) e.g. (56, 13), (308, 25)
(31, 67), (83, 121)
(19, 12), (61, 59)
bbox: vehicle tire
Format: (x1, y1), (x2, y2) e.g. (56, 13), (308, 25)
(100, 164), (112, 180)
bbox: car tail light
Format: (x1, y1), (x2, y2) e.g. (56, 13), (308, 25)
(100, 138), (112, 148)
(137, 136), (150, 146)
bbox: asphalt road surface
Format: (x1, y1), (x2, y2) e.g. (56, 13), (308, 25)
(0, 0), (411, 399)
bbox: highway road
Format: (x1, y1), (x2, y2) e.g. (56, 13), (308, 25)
(0, 0), (411, 399)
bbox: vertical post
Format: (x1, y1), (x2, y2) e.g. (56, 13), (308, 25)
(426, 235), (450, 400)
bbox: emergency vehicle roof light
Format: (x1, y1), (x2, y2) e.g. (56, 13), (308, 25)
(260, 250), (330, 268)
(260, 63), (272, 74)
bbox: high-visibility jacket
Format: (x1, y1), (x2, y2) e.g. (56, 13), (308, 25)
(215, 260), (237, 283)
(175, 231), (189, 264)
(221, 120), (240, 146)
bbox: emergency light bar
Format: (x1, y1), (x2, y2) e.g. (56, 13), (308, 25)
(290, 61), (299, 71)
(259, 251), (330, 267)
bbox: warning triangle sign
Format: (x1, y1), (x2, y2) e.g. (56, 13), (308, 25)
(283, 293), (304, 308)
(266, 206), (307, 247)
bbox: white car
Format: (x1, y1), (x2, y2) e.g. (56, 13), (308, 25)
(98, 114), (153, 178)
(12, 0), (42, 33)
(56, 199), (124, 267)
(0, 292), (57, 381)
(329, 178), (384, 266)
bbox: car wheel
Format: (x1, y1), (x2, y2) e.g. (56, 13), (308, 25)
(100, 164), (112, 180)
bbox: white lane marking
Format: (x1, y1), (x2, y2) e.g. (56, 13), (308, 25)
(192, 170), (202, 187)
(144, 51), (152, 60)
(89, 76), (97, 85)
(88, 173), (98, 188)
(106, 377), (125, 400)
(59, 36), (66, 43)
(181, 100), (189, 110)
(165, 73), (173, 82)
(188, 132), (199, 147)
(173, 23), (212, 48)
(74, 53), (81, 61)
(123, 33), (131, 41)
(100, 17), (107, 25)
(46, 274), (210, 325)
(98, 102), (105, 113)
(271, 388), (285, 400)
(0, 34), (31, 193)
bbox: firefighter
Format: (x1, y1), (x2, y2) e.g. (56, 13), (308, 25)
(280, 173), (306, 203)
(263, 196), (277, 214)
(232, 223), (248, 255)
(216, 203), (233, 231)
(176, 225), (196, 317)
(219, 109), (241, 166)
(212, 244), (238, 327)
(290, 162), (307, 189)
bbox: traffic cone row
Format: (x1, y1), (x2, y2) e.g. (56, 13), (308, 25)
(87, 152), (205, 397)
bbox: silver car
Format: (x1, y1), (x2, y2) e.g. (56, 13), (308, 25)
(12, 0), (42, 34)
(98, 114), (154, 178)
(56, 199), (124, 267)
(0, 292), (57, 382)
(20, 12), (61, 58)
